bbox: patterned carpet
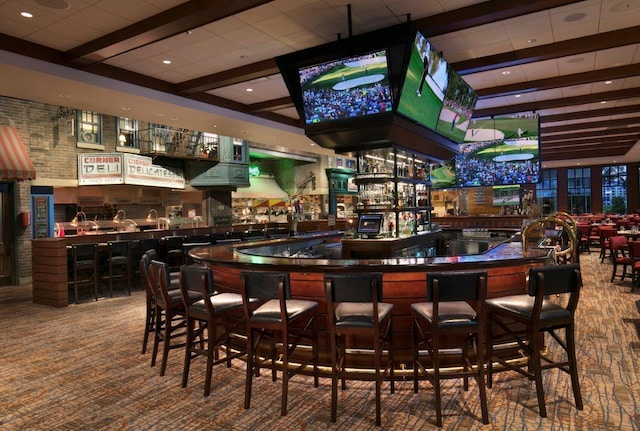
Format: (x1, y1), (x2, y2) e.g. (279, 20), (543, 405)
(1, 251), (640, 430)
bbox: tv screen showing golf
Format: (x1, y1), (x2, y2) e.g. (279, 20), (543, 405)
(435, 65), (477, 144)
(396, 31), (448, 131)
(298, 50), (393, 125)
(455, 114), (540, 187)
(430, 159), (457, 189)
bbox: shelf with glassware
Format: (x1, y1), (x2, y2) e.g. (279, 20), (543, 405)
(354, 148), (433, 238)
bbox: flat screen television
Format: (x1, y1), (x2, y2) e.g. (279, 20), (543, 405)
(492, 185), (521, 206)
(455, 114), (540, 187)
(430, 159), (457, 189)
(434, 65), (478, 143)
(298, 49), (393, 125)
(396, 32), (448, 131)
(357, 213), (383, 237)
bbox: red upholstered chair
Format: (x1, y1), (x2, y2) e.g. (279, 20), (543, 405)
(610, 235), (631, 282)
(627, 240), (640, 292)
(599, 227), (617, 262)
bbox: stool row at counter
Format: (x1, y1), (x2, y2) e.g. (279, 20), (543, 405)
(141, 253), (583, 428)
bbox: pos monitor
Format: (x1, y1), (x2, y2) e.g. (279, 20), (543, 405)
(356, 214), (383, 238)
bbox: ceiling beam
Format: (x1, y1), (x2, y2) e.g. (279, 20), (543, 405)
(543, 126), (640, 142)
(177, 60), (280, 95)
(454, 26), (640, 75)
(247, 97), (294, 113)
(476, 64), (640, 99)
(474, 87), (640, 118)
(413, 0), (582, 36)
(543, 136), (638, 148)
(544, 145), (634, 160)
(65, 0), (274, 66)
(540, 104), (640, 123)
(542, 117), (640, 133)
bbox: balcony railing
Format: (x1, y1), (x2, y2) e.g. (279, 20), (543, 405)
(135, 126), (219, 161)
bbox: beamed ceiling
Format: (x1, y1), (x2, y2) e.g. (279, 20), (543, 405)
(1, 0), (639, 168)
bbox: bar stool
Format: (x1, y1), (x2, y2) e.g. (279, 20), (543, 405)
(241, 271), (319, 416)
(486, 264), (583, 418)
(164, 235), (186, 271)
(179, 265), (245, 396)
(140, 250), (179, 354)
(104, 240), (131, 297)
(149, 260), (189, 376)
(133, 237), (160, 287)
(69, 243), (99, 303)
(323, 273), (394, 426)
(411, 270), (489, 427)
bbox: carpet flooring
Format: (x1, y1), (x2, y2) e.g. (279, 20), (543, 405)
(1, 251), (640, 430)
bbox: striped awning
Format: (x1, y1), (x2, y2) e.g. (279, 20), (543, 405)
(0, 126), (36, 181)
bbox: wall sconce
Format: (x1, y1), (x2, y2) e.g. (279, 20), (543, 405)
(113, 209), (126, 223)
(146, 209), (159, 229)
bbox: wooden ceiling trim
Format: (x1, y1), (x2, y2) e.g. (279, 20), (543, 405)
(476, 64), (640, 99)
(65, 0), (274, 66)
(542, 117), (640, 133)
(246, 97), (294, 113)
(543, 126), (640, 142)
(541, 104), (640, 123)
(413, 0), (582, 36)
(544, 146), (633, 160)
(474, 87), (640, 118)
(454, 26), (640, 75)
(178, 60), (280, 94)
(542, 136), (638, 150)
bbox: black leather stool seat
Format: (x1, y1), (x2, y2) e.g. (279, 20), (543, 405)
(411, 301), (477, 328)
(486, 263), (583, 419)
(189, 293), (244, 317)
(250, 299), (318, 323)
(335, 301), (393, 328)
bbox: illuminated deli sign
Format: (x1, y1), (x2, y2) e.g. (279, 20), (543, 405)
(123, 154), (185, 189)
(78, 154), (123, 185)
(78, 153), (185, 189)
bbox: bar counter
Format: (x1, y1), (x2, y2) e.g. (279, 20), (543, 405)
(189, 232), (552, 372)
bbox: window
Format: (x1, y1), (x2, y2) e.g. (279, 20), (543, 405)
(117, 117), (138, 150)
(536, 169), (557, 214)
(602, 165), (627, 214)
(76, 110), (102, 148)
(567, 167), (591, 215)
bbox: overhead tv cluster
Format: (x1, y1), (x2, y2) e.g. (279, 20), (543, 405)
(277, 23), (540, 188)
(276, 23), (471, 162)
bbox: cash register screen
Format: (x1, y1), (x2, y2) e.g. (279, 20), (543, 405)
(356, 214), (383, 237)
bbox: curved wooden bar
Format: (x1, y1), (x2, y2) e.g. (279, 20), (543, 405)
(190, 232), (552, 374)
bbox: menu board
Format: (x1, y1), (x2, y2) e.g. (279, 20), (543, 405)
(34, 196), (49, 238)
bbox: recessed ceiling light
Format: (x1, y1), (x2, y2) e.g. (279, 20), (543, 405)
(567, 57), (585, 64)
(501, 71), (510, 75)
(601, 101), (607, 104)
(611, 0), (640, 13)
(59, 93), (70, 99)
(20, 11), (33, 18)
(246, 88), (253, 92)
(162, 60), (171, 65)
(156, 113), (165, 117)
(121, 106), (130, 111)
(310, 143), (316, 146)
(527, 38), (537, 44)
(564, 12), (586, 22)
(514, 94), (522, 98)
(605, 80), (613, 84)
(576, 162), (581, 165)
(240, 55), (249, 60)
(170, 117), (178, 121)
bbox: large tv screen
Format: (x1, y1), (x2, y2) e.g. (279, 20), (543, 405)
(298, 50), (393, 125)
(492, 185), (521, 206)
(430, 159), (457, 189)
(455, 114), (540, 187)
(435, 65), (477, 143)
(396, 32), (448, 131)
